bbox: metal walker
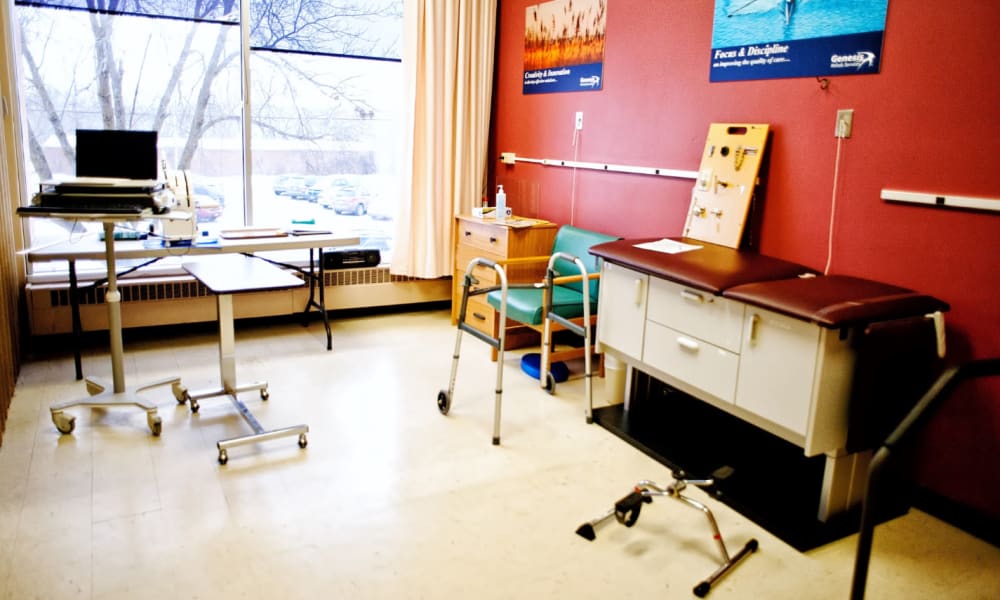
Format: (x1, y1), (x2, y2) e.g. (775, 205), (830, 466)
(437, 252), (595, 445)
(577, 468), (758, 597)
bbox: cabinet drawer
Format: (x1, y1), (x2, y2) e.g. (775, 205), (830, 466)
(643, 321), (739, 403)
(460, 294), (497, 337)
(456, 247), (503, 285)
(647, 278), (745, 353)
(457, 220), (509, 255)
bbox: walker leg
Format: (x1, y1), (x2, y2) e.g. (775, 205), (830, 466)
(492, 334), (505, 446)
(438, 325), (464, 415)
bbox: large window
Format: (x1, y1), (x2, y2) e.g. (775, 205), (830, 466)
(12, 0), (403, 277)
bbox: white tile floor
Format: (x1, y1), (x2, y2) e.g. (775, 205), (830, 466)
(1, 308), (997, 599)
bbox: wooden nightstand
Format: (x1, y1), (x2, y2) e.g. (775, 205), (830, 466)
(452, 215), (558, 358)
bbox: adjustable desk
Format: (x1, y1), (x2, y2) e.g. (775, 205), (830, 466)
(18, 209), (189, 435)
(181, 254), (309, 464)
(21, 218), (358, 435)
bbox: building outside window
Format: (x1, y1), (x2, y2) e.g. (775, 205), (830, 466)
(12, 0), (403, 278)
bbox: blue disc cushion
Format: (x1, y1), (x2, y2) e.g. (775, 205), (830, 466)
(520, 353), (570, 382)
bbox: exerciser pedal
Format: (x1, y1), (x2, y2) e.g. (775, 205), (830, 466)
(576, 467), (758, 598)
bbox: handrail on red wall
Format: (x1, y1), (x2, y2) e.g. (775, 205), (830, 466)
(499, 152), (699, 181)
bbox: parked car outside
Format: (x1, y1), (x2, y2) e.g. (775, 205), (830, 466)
(272, 174), (299, 196)
(305, 175), (356, 202)
(273, 174), (322, 201)
(320, 183), (374, 215)
(192, 183), (225, 222)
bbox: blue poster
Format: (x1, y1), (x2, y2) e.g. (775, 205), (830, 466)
(710, 0), (889, 82)
(523, 0), (607, 95)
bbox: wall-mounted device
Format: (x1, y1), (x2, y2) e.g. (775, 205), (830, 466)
(835, 109), (854, 139)
(683, 123), (770, 249)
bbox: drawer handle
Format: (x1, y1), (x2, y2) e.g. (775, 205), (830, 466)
(749, 313), (760, 345)
(464, 230), (471, 237)
(471, 312), (487, 321)
(489, 236), (497, 244)
(680, 289), (705, 304)
(634, 279), (644, 306)
(677, 337), (700, 353)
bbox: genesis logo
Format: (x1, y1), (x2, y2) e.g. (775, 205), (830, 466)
(830, 50), (876, 70)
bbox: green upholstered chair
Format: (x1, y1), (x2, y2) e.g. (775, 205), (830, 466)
(486, 224), (618, 422)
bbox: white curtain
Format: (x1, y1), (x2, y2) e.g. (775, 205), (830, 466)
(391, 0), (496, 278)
(1, 0), (26, 424)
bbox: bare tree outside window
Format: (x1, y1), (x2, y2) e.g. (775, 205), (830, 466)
(15, 0), (403, 269)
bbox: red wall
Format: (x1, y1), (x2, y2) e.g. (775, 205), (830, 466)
(492, 1), (1000, 518)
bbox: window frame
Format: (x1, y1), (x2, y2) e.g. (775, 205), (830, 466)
(9, 0), (403, 284)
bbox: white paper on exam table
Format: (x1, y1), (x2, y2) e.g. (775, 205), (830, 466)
(633, 238), (703, 254)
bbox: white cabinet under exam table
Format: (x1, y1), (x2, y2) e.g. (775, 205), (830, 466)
(591, 239), (948, 522)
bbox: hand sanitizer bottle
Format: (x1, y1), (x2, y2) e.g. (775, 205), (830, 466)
(496, 184), (507, 223)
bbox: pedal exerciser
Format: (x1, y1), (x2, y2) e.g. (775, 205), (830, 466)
(576, 468), (758, 597)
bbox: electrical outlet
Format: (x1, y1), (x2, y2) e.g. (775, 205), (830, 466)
(575, 111), (584, 131)
(835, 109), (854, 138)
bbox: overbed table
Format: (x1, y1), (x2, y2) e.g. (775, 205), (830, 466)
(181, 254), (310, 464)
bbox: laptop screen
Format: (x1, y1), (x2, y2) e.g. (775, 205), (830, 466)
(75, 129), (159, 180)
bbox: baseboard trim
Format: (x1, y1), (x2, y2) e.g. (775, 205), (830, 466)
(911, 486), (999, 547)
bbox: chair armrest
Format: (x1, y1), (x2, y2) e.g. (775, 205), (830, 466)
(497, 255), (551, 267)
(552, 272), (600, 286)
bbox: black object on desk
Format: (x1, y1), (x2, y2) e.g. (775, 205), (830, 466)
(18, 205), (146, 216)
(323, 248), (381, 269)
(178, 254), (310, 464)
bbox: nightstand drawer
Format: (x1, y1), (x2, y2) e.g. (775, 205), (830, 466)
(457, 219), (509, 255)
(455, 245), (504, 285)
(647, 277), (745, 353)
(461, 294), (496, 336)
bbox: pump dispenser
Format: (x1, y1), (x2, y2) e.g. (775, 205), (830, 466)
(496, 184), (507, 223)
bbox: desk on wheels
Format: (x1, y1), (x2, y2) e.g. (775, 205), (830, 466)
(25, 230), (360, 380)
(181, 254), (310, 464)
(18, 210), (186, 435)
(21, 213), (358, 435)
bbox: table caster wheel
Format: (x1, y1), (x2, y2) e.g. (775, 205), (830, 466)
(147, 413), (162, 436)
(218, 449), (228, 465)
(543, 372), (557, 395)
(173, 382), (189, 404)
(436, 390), (451, 415)
(298, 433), (308, 448)
(190, 398), (200, 413)
(260, 388), (270, 401)
(52, 411), (75, 434)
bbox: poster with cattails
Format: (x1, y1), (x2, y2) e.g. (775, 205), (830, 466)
(710, 0), (889, 82)
(523, 0), (607, 94)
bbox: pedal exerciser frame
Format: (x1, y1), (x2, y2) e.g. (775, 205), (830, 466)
(576, 468), (758, 597)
